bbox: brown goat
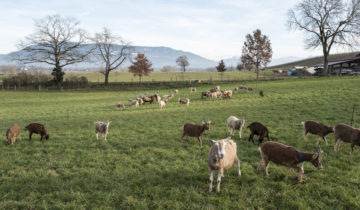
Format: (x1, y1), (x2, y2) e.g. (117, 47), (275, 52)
(201, 91), (209, 99)
(334, 123), (360, 155)
(142, 95), (155, 104)
(180, 120), (211, 147)
(257, 142), (323, 182)
(302, 120), (334, 145)
(247, 122), (270, 144)
(6, 124), (21, 145)
(208, 137), (241, 193)
(259, 90), (264, 97)
(25, 123), (49, 140)
(247, 87), (254, 92)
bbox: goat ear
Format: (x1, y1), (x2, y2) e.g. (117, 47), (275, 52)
(224, 137), (231, 142)
(209, 139), (216, 144)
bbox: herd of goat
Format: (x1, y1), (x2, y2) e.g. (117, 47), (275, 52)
(4, 85), (360, 193)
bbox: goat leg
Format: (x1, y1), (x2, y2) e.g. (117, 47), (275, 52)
(216, 170), (222, 193)
(209, 169), (213, 193)
(323, 136), (328, 145)
(235, 156), (241, 176)
(198, 137), (202, 147)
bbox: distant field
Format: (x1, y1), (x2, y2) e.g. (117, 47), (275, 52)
(0, 77), (360, 208)
(66, 71), (266, 83)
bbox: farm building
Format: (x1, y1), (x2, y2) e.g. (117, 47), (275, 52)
(313, 53), (360, 75)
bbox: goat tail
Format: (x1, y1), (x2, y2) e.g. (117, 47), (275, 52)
(301, 121), (305, 126)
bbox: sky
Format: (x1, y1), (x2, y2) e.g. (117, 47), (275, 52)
(0, 0), (347, 60)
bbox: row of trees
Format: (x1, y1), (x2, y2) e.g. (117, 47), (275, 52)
(15, 0), (360, 86)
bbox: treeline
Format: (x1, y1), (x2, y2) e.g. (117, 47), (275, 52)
(1, 73), (88, 90)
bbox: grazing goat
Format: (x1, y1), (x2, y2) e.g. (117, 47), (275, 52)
(222, 90), (232, 99)
(247, 122), (270, 144)
(257, 142), (323, 182)
(25, 123), (49, 140)
(238, 85), (247, 90)
(178, 98), (190, 106)
(201, 91), (210, 99)
(247, 87), (254, 92)
(137, 98), (144, 105)
(159, 100), (166, 109)
(181, 120), (211, 147)
(302, 120), (334, 145)
(128, 99), (139, 107)
(334, 123), (360, 155)
(94, 121), (111, 141)
(6, 124), (21, 145)
(116, 103), (125, 110)
(259, 90), (264, 97)
(216, 91), (222, 98)
(207, 92), (217, 100)
(208, 137), (241, 193)
(234, 87), (239, 93)
(227, 116), (245, 138)
(142, 95), (155, 104)
(163, 92), (174, 101)
(190, 87), (197, 93)
(174, 89), (179, 94)
(215, 86), (220, 91)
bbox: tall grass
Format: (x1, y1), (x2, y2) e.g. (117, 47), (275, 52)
(0, 77), (359, 208)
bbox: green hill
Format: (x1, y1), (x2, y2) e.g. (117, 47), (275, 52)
(270, 52), (359, 69)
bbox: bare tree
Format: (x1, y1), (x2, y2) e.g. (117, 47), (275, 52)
(241, 29), (272, 80)
(129, 53), (153, 82)
(93, 27), (132, 86)
(216, 60), (227, 81)
(288, 0), (360, 75)
(176, 55), (190, 72)
(14, 14), (93, 86)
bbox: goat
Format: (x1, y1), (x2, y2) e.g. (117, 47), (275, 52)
(334, 123), (360, 155)
(137, 98), (144, 105)
(181, 120), (211, 147)
(222, 90), (232, 99)
(142, 95), (155, 104)
(201, 91), (210, 99)
(6, 124), (21, 145)
(259, 90), (264, 97)
(207, 92), (217, 100)
(159, 100), (166, 109)
(128, 99), (139, 107)
(25, 123), (49, 140)
(302, 120), (334, 145)
(178, 98), (190, 106)
(163, 92), (174, 101)
(247, 122), (270, 144)
(154, 93), (161, 102)
(190, 87), (197, 93)
(174, 89), (179, 94)
(257, 142), (323, 182)
(215, 86), (220, 91)
(238, 85), (247, 90)
(94, 121), (111, 141)
(208, 137), (241, 193)
(227, 116), (245, 138)
(116, 103), (125, 110)
(247, 87), (254, 92)
(216, 91), (222, 98)
(234, 87), (239, 93)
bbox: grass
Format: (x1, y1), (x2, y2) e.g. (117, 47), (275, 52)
(0, 76), (360, 208)
(65, 71), (259, 83)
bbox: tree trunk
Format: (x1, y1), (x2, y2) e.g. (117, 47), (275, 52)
(104, 70), (109, 86)
(323, 55), (329, 76)
(256, 67), (259, 81)
(139, 76), (142, 83)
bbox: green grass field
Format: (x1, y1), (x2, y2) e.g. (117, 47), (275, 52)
(65, 71), (261, 83)
(0, 76), (360, 209)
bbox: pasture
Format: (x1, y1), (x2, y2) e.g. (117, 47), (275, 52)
(0, 76), (360, 209)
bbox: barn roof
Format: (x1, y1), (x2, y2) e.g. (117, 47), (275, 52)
(313, 53), (360, 67)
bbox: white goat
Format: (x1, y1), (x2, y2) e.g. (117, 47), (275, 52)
(94, 121), (111, 141)
(227, 116), (246, 138)
(190, 87), (197, 93)
(159, 100), (166, 109)
(128, 99), (139, 107)
(174, 89), (179, 94)
(208, 137), (241, 193)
